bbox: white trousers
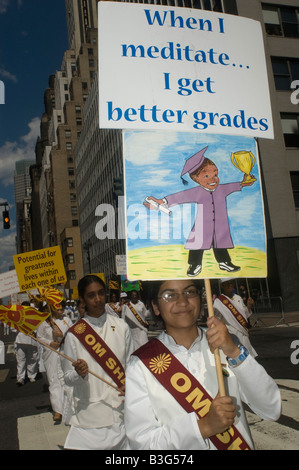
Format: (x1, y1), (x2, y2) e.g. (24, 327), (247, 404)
(16, 344), (39, 381)
(43, 351), (64, 414)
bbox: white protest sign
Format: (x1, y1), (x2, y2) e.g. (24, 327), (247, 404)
(0, 270), (20, 298)
(116, 255), (127, 275)
(98, 2), (273, 139)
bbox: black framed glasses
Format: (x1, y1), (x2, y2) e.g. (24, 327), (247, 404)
(158, 287), (200, 303)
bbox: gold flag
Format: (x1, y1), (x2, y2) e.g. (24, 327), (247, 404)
(0, 304), (50, 335)
(37, 287), (64, 308)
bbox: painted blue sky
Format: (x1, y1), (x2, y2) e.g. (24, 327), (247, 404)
(123, 130), (266, 253)
(0, 0), (68, 273)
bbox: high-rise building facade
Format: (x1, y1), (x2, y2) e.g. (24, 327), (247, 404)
(14, 159), (35, 254)
(65, 0), (98, 56)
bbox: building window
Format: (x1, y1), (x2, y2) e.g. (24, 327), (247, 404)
(67, 237), (73, 247)
(68, 270), (76, 281)
(71, 206), (78, 215)
(271, 57), (299, 90)
(69, 180), (76, 190)
(75, 105), (81, 114)
(191, 0), (237, 14)
(290, 172), (299, 209)
(67, 254), (75, 264)
(70, 193), (77, 202)
(262, 4), (299, 38)
(66, 142), (72, 150)
(72, 219), (79, 226)
(65, 130), (71, 138)
(281, 113), (299, 147)
(76, 117), (82, 126)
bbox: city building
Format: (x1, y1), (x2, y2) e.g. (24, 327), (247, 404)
(14, 160), (35, 254)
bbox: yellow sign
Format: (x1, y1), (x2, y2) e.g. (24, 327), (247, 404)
(13, 246), (67, 292)
(91, 273), (105, 284)
(72, 287), (79, 300)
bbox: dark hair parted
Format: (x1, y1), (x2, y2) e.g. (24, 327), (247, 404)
(78, 274), (106, 298)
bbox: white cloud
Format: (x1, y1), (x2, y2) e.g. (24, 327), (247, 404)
(124, 131), (169, 166)
(0, 0), (22, 14)
(0, 67), (17, 83)
(140, 169), (171, 187)
(0, 0), (10, 14)
(0, 117), (40, 187)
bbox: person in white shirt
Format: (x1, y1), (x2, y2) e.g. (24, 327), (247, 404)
(60, 275), (134, 450)
(122, 290), (150, 350)
(124, 279), (281, 450)
(213, 278), (257, 357)
(105, 292), (122, 318)
(15, 302), (39, 385)
(37, 302), (72, 422)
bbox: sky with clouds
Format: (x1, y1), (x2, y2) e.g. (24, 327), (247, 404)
(0, 0), (68, 274)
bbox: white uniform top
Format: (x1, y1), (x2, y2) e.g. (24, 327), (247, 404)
(122, 300), (150, 350)
(15, 332), (37, 346)
(61, 313), (134, 429)
(124, 329), (281, 450)
(213, 294), (257, 357)
(37, 316), (73, 361)
(122, 300), (149, 331)
(105, 302), (121, 318)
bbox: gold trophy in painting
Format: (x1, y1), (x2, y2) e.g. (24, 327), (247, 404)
(231, 150), (257, 184)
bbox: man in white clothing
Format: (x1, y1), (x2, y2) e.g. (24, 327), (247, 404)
(213, 278), (257, 357)
(122, 290), (150, 350)
(15, 332), (39, 385)
(37, 303), (73, 422)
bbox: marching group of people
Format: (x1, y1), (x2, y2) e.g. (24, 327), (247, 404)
(8, 275), (281, 450)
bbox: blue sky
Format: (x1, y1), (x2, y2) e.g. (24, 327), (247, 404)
(0, 0), (68, 273)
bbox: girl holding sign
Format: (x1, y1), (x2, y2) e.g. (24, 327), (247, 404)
(124, 279), (281, 450)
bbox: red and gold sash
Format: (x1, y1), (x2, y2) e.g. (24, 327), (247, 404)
(127, 302), (149, 329)
(217, 295), (250, 332)
(69, 319), (125, 387)
(134, 338), (251, 450)
(108, 303), (121, 317)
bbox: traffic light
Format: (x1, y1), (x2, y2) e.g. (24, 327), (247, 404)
(3, 209), (10, 229)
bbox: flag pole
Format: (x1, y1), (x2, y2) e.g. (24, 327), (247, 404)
(204, 278), (226, 397)
(30, 335), (123, 393)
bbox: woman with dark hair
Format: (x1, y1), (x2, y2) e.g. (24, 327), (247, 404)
(124, 279), (281, 450)
(61, 275), (134, 450)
